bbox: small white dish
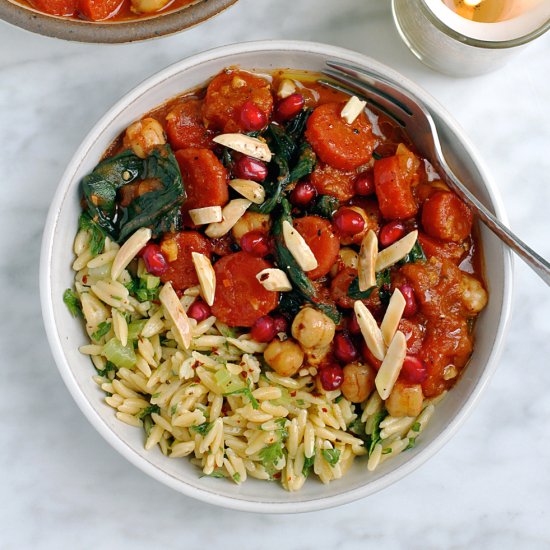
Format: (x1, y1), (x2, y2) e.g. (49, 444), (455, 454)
(40, 40), (513, 513)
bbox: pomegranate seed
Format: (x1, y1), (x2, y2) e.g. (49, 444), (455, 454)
(399, 284), (418, 318)
(334, 332), (359, 363)
(240, 231), (270, 257)
(233, 156), (268, 182)
(319, 364), (344, 391)
(187, 300), (211, 323)
(271, 314), (288, 334)
(239, 100), (267, 131)
(400, 355), (428, 383)
(347, 313), (361, 335)
(379, 221), (406, 247)
(290, 181), (316, 206)
(333, 208), (365, 237)
(141, 243), (168, 276)
(275, 93), (305, 121)
(250, 315), (278, 343)
(354, 172), (375, 196)
(361, 341), (382, 370)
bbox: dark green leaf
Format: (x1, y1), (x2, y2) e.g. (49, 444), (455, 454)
(136, 404), (160, 420)
(309, 195), (340, 219)
(91, 321), (112, 342)
(347, 277), (375, 300)
(278, 290), (305, 319)
(63, 289), (82, 318)
(321, 448), (341, 466)
(348, 417), (369, 445)
(289, 142), (316, 182)
(190, 422), (214, 436)
(399, 240), (426, 265)
(285, 108), (312, 142)
(372, 151), (382, 160)
(96, 360), (116, 377)
(78, 212), (106, 256)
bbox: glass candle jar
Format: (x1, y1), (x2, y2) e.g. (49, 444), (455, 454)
(392, 0), (550, 77)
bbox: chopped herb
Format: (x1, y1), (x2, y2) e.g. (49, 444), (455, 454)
(63, 289), (82, 318)
(347, 269), (392, 303)
(171, 404), (178, 416)
(382, 447), (392, 455)
(152, 392), (160, 399)
(348, 417), (369, 445)
(309, 195), (340, 219)
(91, 321), (112, 342)
(96, 360), (116, 377)
(233, 473), (241, 482)
(200, 470), (225, 479)
(411, 421), (421, 432)
(334, 395), (344, 404)
(78, 212), (106, 256)
(190, 422), (213, 436)
(347, 277), (375, 300)
(259, 441), (285, 477)
(398, 240), (426, 265)
(405, 437), (417, 450)
(224, 386), (259, 410)
(367, 410), (388, 456)
(143, 415), (154, 436)
(372, 151), (382, 160)
(136, 404), (160, 420)
(321, 448), (341, 466)
(125, 276), (160, 303)
(302, 453), (315, 478)
(296, 399), (306, 407)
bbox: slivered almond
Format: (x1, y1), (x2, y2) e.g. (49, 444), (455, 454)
(380, 289), (406, 346)
(205, 199), (252, 238)
(358, 230), (378, 291)
(188, 206), (223, 225)
(191, 252), (216, 306)
(375, 331), (407, 399)
(354, 301), (385, 361)
(341, 95), (367, 124)
(229, 179), (266, 204)
(159, 282), (192, 350)
(282, 220), (318, 272)
(375, 230), (419, 272)
(111, 227), (152, 281)
(278, 79), (296, 99)
(256, 268), (292, 292)
(212, 134), (272, 162)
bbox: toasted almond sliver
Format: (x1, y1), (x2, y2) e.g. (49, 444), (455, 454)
(212, 134), (272, 162)
(341, 95), (367, 124)
(229, 179), (266, 204)
(205, 199), (252, 238)
(191, 252), (216, 306)
(282, 220), (318, 272)
(380, 289), (406, 346)
(256, 268), (292, 292)
(188, 206), (223, 225)
(278, 78), (296, 99)
(159, 282), (192, 350)
(375, 230), (419, 272)
(111, 227), (152, 281)
(375, 331), (407, 399)
(358, 230), (378, 291)
(354, 301), (385, 361)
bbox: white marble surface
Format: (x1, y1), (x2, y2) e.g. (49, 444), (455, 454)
(1, 1), (549, 548)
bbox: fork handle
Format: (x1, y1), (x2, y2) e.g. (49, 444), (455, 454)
(435, 157), (550, 285)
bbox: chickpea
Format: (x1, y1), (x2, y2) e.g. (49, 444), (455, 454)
(232, 212), (271, 243)
(329, 247), (359, 277)
(130, 0), (170, 13)
(291, 307), (336, 350)
(264, 338), (304, 377)
(304, 345), (331, 367)
(460, 273), (488, 314)
(123, 117), (166, 158)
(341, 362), (376, 403)
(385, 381), (423, 417)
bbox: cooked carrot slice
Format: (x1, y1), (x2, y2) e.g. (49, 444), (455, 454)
(166, 99), (213, 150)
(29, 0), (76, 15)
(305, 102), (377, 170)
(78, 0), (123, 20)
(308, 162), (356, 201)
(421, 191), (473, 242)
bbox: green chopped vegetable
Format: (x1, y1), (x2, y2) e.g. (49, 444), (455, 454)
(63, 289), (82, 318)
(136, 404), (160, 420)
(233, 473), (241, 482)
(224, 386), (259, 410)
(143, 415), (154, 436)
(367, 410), (388, 456)
(103, 338), (136, 369)
(405, 437), (417, 450)
(302, 453), (315, 478)
(321, 448), (341, 466)
(411, 421), (421, 432)
(382, 447), (392, 455)
(347, 269), (392, 302)
(78, 212), (106, 256)
(96, 360), (116, 377)
(190, 422), (214, 436)
(200, 470), (226, 479)
(127, 319), (148, 341)
(125, 276), (160, 303)
(91, 321), (112, 342)
(259, 441), (285, 477)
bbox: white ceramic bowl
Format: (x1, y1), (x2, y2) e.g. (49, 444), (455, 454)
(40, 40), (513, 513)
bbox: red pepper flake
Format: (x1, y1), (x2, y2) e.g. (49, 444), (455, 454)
(152, 300), (160, 305)
(240, 371), (247, 379)
(290, 391), (297, 397)
(322, 407), (328, 413)
(82, 275), (88, 284)
(273, 472), (282, 479)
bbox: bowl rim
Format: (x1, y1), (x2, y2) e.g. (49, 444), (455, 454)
(40, 39), (514, 513)
(0, 0), (238, 43)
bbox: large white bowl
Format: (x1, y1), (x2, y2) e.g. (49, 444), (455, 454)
(40, 40), (513, 513)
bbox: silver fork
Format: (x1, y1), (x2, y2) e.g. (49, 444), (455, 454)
(322, 60), (550, 286)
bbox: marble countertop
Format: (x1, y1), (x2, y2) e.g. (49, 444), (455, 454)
(1, 1), (549, 548)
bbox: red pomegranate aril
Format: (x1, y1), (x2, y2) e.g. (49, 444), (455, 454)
(334, 332), (359, 363)
(187, 300), (211, 323)
(233, 156), (268, 182)
(399, 284), (418, 318)
(319, 364), (344, 391)
(333, 208), (365, 237)
(271, 314), (288, 334)
(347, 313), (361, 335)
(141, 243), (168, 276)
(379, 221), (406, 247)
(250, 315), (278, 343)
(354, 171), (375, 196)
(290, 181), (316, 206)
(239, 100), (267, 131)
(276, 93), (305, 121)
(400, 355), (428, 383)
(240, 231), (270, 257)
(361, 341), (382, 370)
